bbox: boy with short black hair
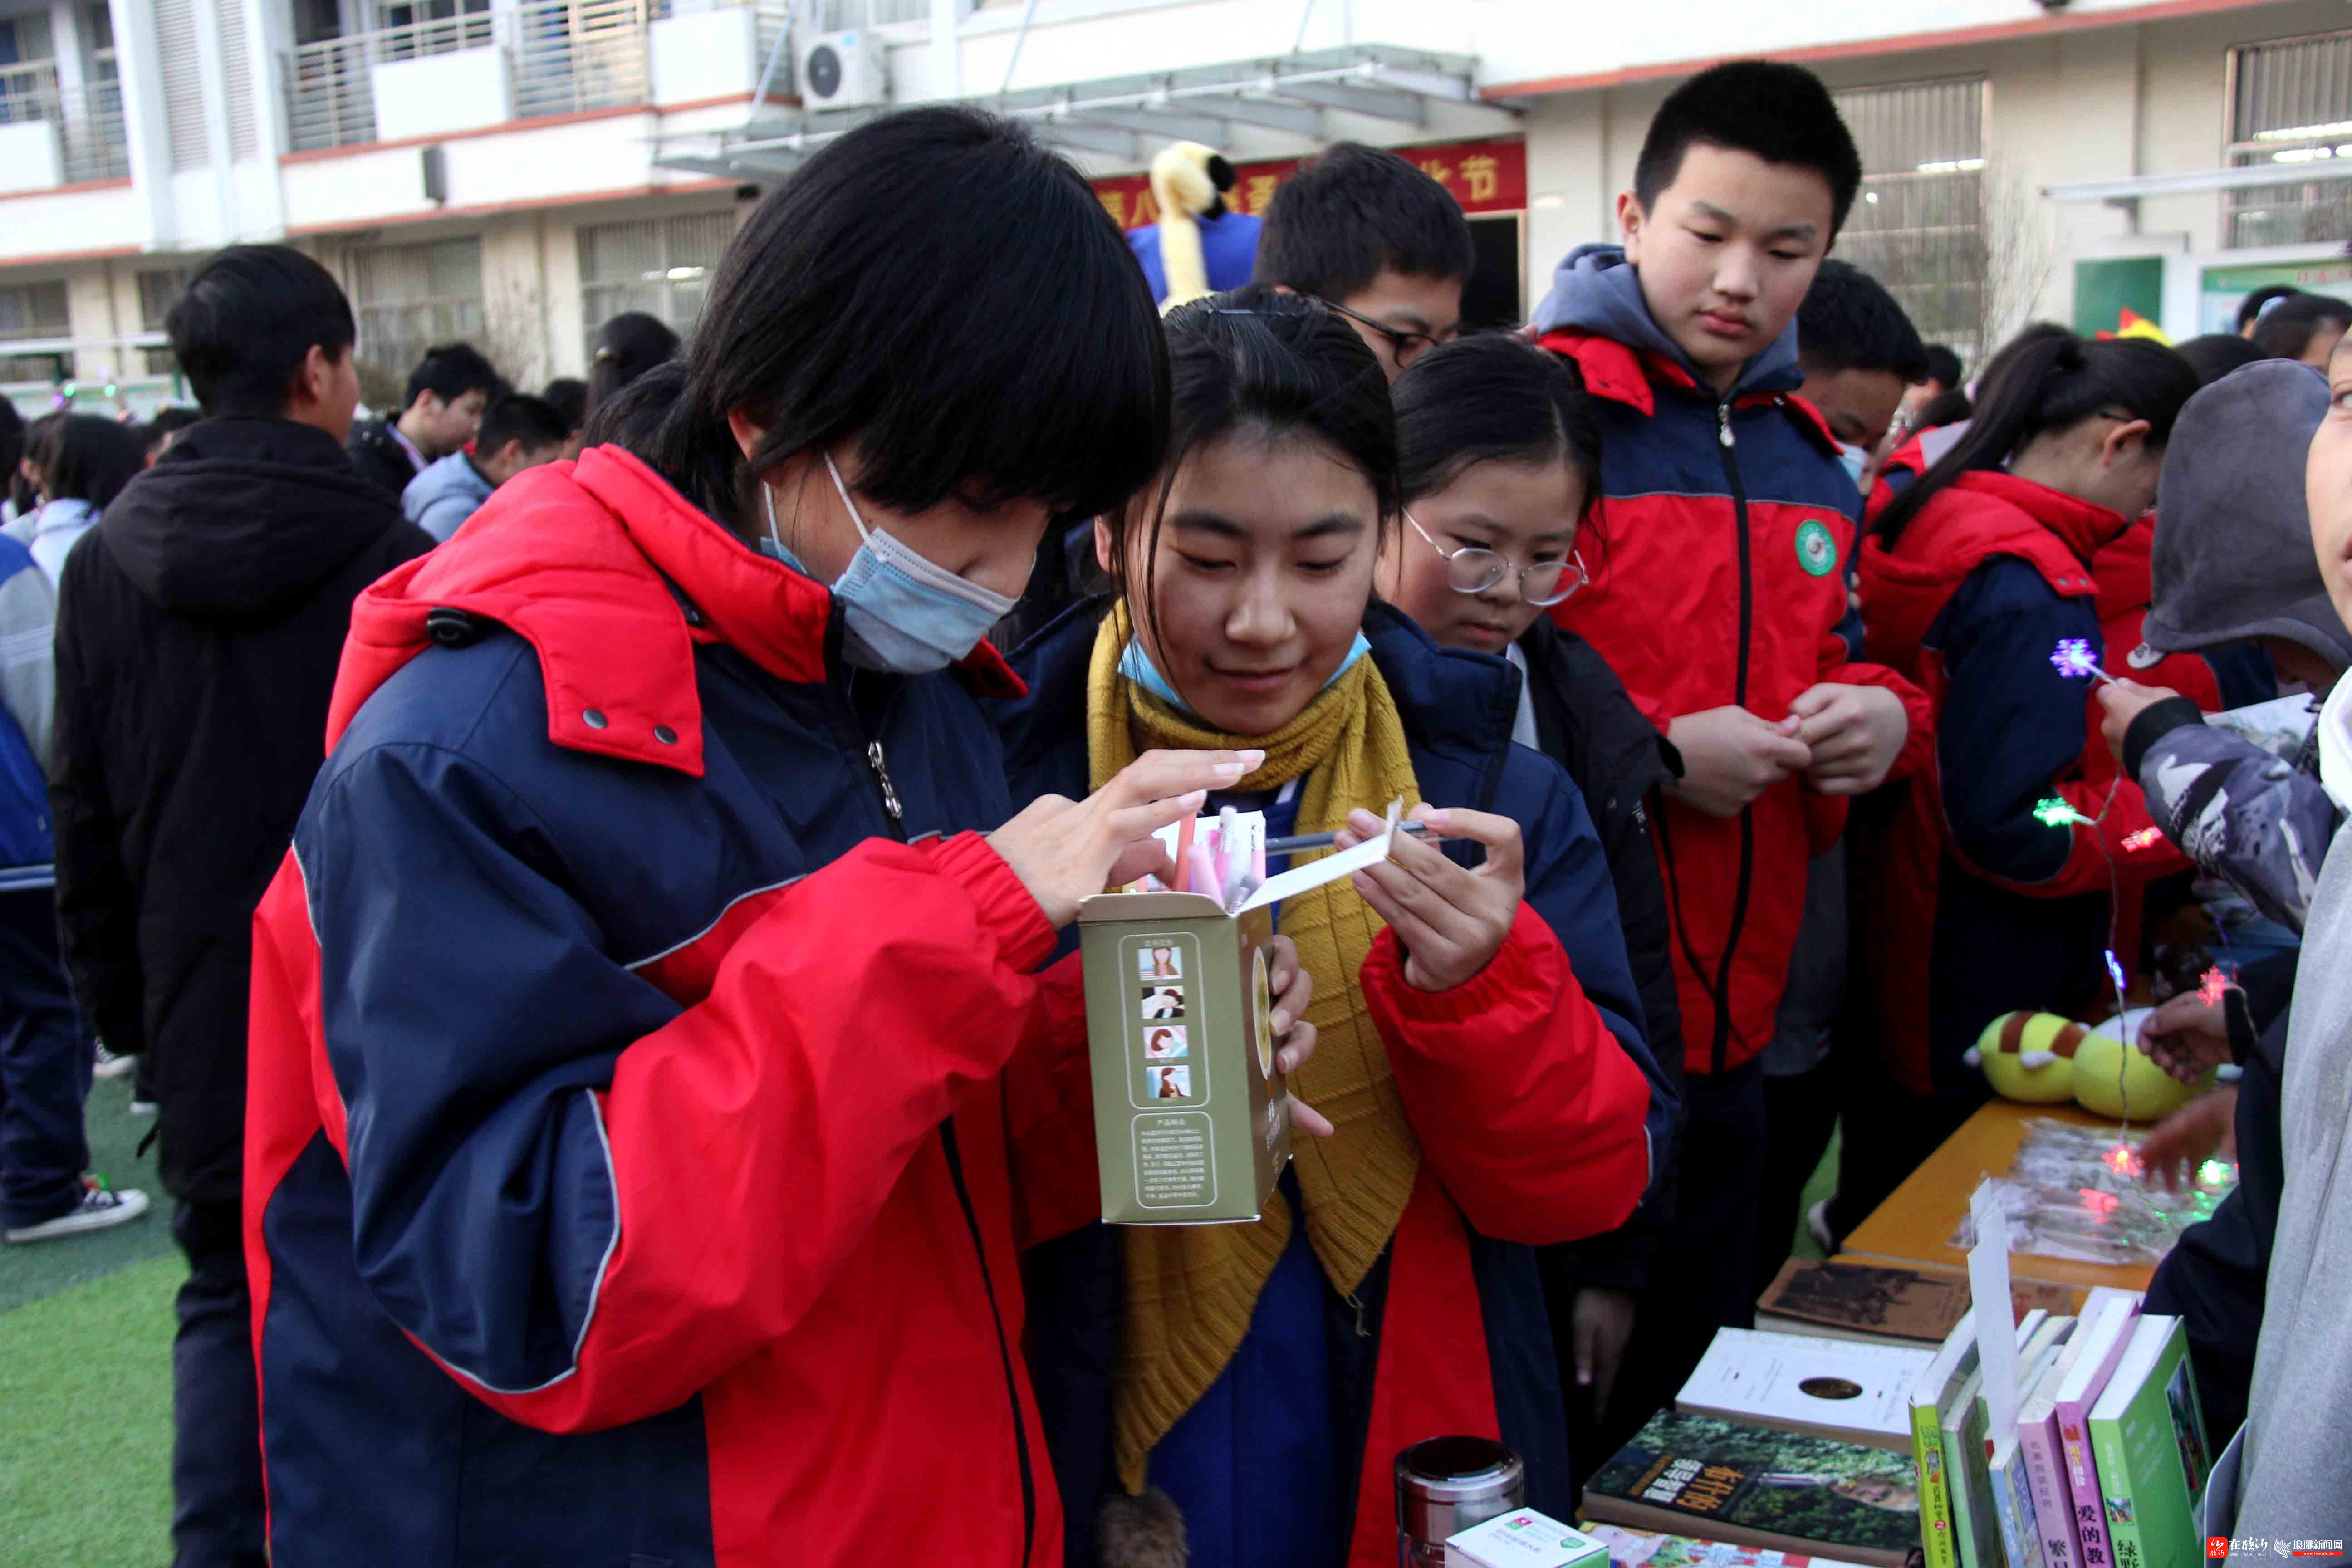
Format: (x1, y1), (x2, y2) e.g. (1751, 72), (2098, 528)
(403, 390), (572, 542)
(2250, 291), (2352, 372)
(1254, 141), (1473, 381)
(49, 243), (431, 1568)
(1529, 59), (1927, 1416)
(1796, 258), (1930, 467)
(346, 339), (502, 497)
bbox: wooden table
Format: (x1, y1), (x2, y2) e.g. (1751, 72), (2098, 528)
(1838, 1099), (2158, 1293)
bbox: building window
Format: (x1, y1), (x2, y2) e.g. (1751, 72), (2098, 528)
(0, 10), (56, 130)
(1832, 77), (1989, 363)
(137, 267), (190, 377)
(352, 237), (485, 384)
(372, 0), (493, 58)
(577, 211), (734, 348)
(0, 279), (71, 384)
(2225, 29), (2352, 249)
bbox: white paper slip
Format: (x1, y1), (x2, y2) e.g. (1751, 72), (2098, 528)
(1674, 1328), (1936, 1449)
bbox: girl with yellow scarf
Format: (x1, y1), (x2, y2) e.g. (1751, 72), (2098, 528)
(996, 292), (1678, 1568)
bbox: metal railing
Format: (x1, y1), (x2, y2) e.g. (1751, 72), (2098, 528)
(0, 60), (132, 184)
(287, 0), (793, 152)
(510, 0), (652, 121)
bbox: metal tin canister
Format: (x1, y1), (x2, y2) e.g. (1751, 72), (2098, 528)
(1396, 1435), (1524, 1566)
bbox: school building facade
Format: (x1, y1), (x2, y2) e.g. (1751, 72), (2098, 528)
(0, 0), (2342, 418)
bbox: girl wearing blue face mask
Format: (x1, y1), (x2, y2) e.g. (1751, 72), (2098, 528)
(997, 293), (1678, 1568)
(238, 109), (1324, 1568)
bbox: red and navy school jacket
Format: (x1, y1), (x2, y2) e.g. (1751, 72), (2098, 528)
(995, 599), (1672, 1568)
(1536, 328), (1930, 1078)
(1854, 470), (2190, 1096)
(244, 446), (1093, 1567)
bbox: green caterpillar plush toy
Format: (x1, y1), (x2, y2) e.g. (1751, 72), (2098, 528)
(1963, 1009), (2213, 1120)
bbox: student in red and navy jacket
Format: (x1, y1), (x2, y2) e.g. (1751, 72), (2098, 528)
(1842, 336), (2204, 1226)
(241, 109), (1274, 1568)
(1528, 60), (1927, 1414)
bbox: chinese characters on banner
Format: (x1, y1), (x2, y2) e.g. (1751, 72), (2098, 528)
(1092, 137), (1528, 231)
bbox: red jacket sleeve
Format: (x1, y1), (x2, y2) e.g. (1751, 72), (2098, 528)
(1003, 952), (1103, 1251)
(1818, 650), (1935, 786)
(480, 833), (1057, 1431)
(295, 724), (1062, 1436)
(1360, 902), (1650, 1246)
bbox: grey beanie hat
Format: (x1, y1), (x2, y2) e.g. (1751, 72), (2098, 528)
(2141, 359), (2352, 670)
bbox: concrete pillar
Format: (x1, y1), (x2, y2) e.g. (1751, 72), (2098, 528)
(105, 0), (173, 247)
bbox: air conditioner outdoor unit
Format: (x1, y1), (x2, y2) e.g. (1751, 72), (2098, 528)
(798, 29), (888, 111)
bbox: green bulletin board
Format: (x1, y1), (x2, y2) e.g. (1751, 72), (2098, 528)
(2073, 256), (2166, 338)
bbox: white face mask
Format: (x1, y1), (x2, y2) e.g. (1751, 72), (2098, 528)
(760, 453), (1019, 673)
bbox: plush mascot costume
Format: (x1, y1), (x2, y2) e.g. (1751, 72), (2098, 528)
(1124, 141), (1264, 312)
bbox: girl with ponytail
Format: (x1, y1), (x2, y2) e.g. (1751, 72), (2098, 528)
(996, 290), (1675, 1568)
(243, 108), (1261, 1565)
(1838, 335), (2203, 1225)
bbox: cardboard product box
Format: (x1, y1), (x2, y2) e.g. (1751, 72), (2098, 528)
(1077, 807), (1399, 1225)
(1445, 1510), (1611, 1568)
(1078, 891), (1290, 1224)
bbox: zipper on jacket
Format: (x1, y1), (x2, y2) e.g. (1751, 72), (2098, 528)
(1710, 393), (1758, 1077)
(940, 1118), (1039, 1566)
(833, 669), (1035, 1563)
(866, 740), (903, 823)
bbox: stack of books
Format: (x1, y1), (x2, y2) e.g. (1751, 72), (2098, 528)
(1577, 1290), (2211, 1568)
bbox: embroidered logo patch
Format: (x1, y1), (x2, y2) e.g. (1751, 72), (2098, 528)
(1795, 519), (1838, 578)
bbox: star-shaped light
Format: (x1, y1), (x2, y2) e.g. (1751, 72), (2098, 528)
(2122, 826), (2165, 852)
(2049, 637), (2113, 683)
(2198, 966), (2231, 1007)
(2035, 796), (2088, 828)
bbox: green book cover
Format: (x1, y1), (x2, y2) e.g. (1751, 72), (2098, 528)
(1910, 1318), (1980, 1568)
(1582, 1411), (1923, 1568)
(1940, 1369), (1999, 1568)
(2086, 1318), (2210, 1568)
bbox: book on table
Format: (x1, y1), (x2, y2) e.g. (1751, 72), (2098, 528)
(1942, 1311), (2050, 1568)
(1677, 1329), (1938, 1454)
(1578, 1522), (1874, 1568)
(1756, 1259), (2074, 1349)
(2047, 1297), (2146, 1568)
(1985, 1316), (2079, 1568)
(1581, 1410), (1925, 1568)
(2085, 1315), (2210, 1568)
(2018, 1296), (2142, 1568)
(1908, 1315), (1981, 1568)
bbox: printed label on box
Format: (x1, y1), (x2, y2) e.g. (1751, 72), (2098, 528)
(1133, 1112), (1217, 1209)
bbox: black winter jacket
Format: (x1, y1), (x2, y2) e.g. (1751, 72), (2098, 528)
(1518, 614), (1687, 1293)
(2146, 947), (2297, 1444)
(49, 416), (432, 1205)
(344, 415), (426, 500)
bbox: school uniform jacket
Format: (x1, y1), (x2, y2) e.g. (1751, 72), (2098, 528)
(995, 598), (1678, 1568)
(244, 446), (1094, 1567)
(1855, 470), (2189, 1096)
(1531, 245), (1929, 1079)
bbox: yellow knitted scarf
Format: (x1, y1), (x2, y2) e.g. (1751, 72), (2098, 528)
(1085, 604), (1424, 1493)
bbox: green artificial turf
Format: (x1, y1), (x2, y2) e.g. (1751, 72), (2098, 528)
(1793, 1122), (1843, 1263)
(0, 1069), (181, 1565)
(0, 1253), (179, 1565)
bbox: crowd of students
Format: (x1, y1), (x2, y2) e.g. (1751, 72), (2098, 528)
(0, 51), (2344, 1568)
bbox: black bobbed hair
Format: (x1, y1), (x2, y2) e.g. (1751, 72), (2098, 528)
(606, 105), (1169, 541)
